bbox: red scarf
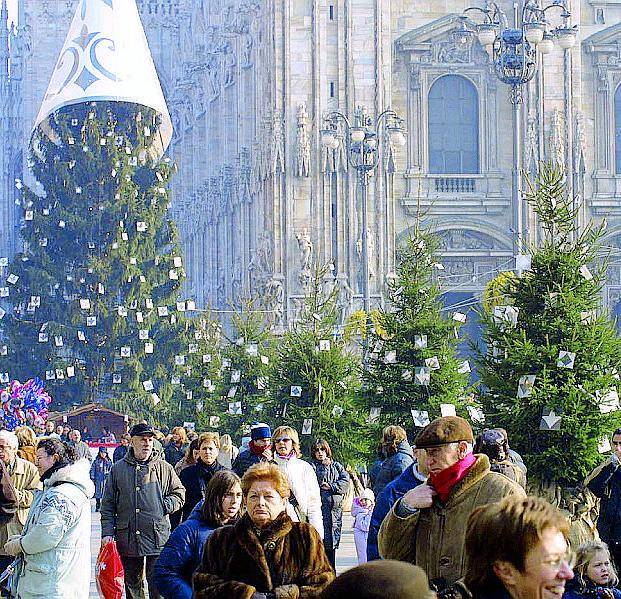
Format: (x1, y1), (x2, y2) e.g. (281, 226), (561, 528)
(429, 453), (477, 503)
(249, 441), (267, 456)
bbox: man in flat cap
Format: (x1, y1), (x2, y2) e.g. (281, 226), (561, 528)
(101, 423), (185, 599)
(378, 416), (525, 594)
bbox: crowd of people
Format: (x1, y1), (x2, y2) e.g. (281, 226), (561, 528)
(0, 416), (619, 597)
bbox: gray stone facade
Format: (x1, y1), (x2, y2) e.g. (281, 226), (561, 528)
(2, 0), (621, 325)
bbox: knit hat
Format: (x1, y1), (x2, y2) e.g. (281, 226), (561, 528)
(250, 423), (272, 441)
(360, 488), (375, 502)
(414, 416), (474, 449)
(319, 560), (434, 599)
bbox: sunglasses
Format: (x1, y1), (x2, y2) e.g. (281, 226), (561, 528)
(274, 437), (292, 443)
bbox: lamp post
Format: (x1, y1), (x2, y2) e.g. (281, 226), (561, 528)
(462, 0), (577, 253)
(320, 106), (406, 361)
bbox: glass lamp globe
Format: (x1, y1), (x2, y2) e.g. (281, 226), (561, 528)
(525, 24), (544, 45)
(538, 34), (554, 55)
(350, 128), (365, 143)
(477, 26), (497, 47)
(556, 29), (577, 49)
(321, 131), (336, 148)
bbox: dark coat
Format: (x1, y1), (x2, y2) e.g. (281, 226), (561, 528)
(232, 448), (266, 477)
(153, 503), (217, 599)
(367, 463), (425, 561)
(178, 459), (226, 521)
(90, 454), (112, 499)
(586, 457), (621, 542)
(113, 444), (128, 463)
(193, 511), (334, 598)
(373, 440), (414, 496)
(310, 459), (350, 549)
(164, 442), (187, 466)
(100, 447), (186, 557)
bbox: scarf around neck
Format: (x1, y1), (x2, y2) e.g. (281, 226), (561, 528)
(428, 453), (477, 503)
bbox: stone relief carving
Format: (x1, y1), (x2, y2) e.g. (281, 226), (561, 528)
(295, 103), (311, 178)
(356, 229), (377, 278)
(248, 231), (273, 290)
(574, 111), (587, 174)
(525, 111), (538, 173)
(436, 229), (498, 251)
(548, 108), (566, 169)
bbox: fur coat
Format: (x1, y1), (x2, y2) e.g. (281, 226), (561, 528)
(193, 511), (334, 598)
(378, 454), (525, 587)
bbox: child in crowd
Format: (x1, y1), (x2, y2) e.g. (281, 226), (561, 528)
(564, 541), (621, 599)
(352, 488), (375, 564)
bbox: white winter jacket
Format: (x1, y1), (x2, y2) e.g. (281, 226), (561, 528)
(16, 459), (95, 599)
(273, 453), (324, 538)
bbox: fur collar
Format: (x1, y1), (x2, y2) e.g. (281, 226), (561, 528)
(442, 454), (491, 504)
(234, 511), (293, 589)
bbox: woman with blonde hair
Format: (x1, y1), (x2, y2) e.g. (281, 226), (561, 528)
(271, 425), (324, 538)
(565, 540), (621, 598)
(15, 426), (37, 464)
(164, 426), (188, 466)
(216, 434), (238, 469)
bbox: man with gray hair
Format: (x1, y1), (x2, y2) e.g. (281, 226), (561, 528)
(68, 429), (92, 462)
(0, 429), (40, 573)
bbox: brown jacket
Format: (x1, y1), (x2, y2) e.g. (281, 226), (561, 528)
(193, 511), (335, 599)
(378, 454), (525, 587)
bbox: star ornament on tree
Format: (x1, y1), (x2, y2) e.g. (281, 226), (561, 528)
(540, 408), (562, 431)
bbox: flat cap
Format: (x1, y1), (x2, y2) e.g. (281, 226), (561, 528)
(414, 416), (474, 449)
(129, 423), (155, 437)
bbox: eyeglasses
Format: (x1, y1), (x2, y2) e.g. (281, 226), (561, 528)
(274, 437), (292, 443)
(542, 550), (575, 571)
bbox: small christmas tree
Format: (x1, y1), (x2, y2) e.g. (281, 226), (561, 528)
(477, 163), (621, 488)
(269, 265), (365, 465)
(363, 231), (474, 434)
(203, 302), (275, 441)
(1, 102), (190, 417)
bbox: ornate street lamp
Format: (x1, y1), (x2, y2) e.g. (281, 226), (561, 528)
(320, 107), (406, 360)
(462, 0), (577, 251)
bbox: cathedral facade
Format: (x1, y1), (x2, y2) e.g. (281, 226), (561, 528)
(2, 0), (621, 326)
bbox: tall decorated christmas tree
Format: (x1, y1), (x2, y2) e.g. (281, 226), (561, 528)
(477, 163), (621, 489)
(269, 265), (365, 465)
(0, 0), (191, 420)
(363, 230), (475, 433)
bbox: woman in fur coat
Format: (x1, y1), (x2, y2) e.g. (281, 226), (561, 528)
(193, 462), (334, 598)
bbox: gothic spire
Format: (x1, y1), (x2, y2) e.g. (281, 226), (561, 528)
(0, 0), (9, 79)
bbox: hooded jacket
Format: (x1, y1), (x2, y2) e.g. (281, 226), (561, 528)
(153, 501), (218, 599)
(100, 447), (185, 557)
(585, 456), (621, 542)
(16, 459), (94, 599)
(378, 454), (525, 588)
(373, 440), (414, 496)
(367, 462), (426, 561)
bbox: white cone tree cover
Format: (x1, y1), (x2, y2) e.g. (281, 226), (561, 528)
(33, 0), (172, 158)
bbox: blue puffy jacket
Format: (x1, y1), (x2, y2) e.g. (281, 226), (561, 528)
(367, 462), (426, 561)
(563, 577), (621, 599)
(153, 501), (217, 599)
(372, 440), (414, 496)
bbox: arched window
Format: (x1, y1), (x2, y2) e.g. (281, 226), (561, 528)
(615, 84), (621, 174)
(428, 75), (479, 174)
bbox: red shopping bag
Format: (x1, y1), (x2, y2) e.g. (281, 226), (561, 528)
(96, 540), (124, 599)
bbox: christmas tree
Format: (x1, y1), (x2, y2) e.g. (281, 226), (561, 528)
(269, 265), (365, 465)
(1, 101), (190, 419)
(363, 230), (474, 434)
(199, 302), (275, 441)
(476, 163), (621, 488)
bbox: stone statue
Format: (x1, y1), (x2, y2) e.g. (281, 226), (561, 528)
(356, 228), (376, 278)
(296, 229), (313, 272)
(295, 103), (311, 178)
(222, 42), (236, 88)
(336, 278), (354, 326)
(264, 276), (285, 329)
(271, 114), (285, 174)
(548, 109), (565, 169)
